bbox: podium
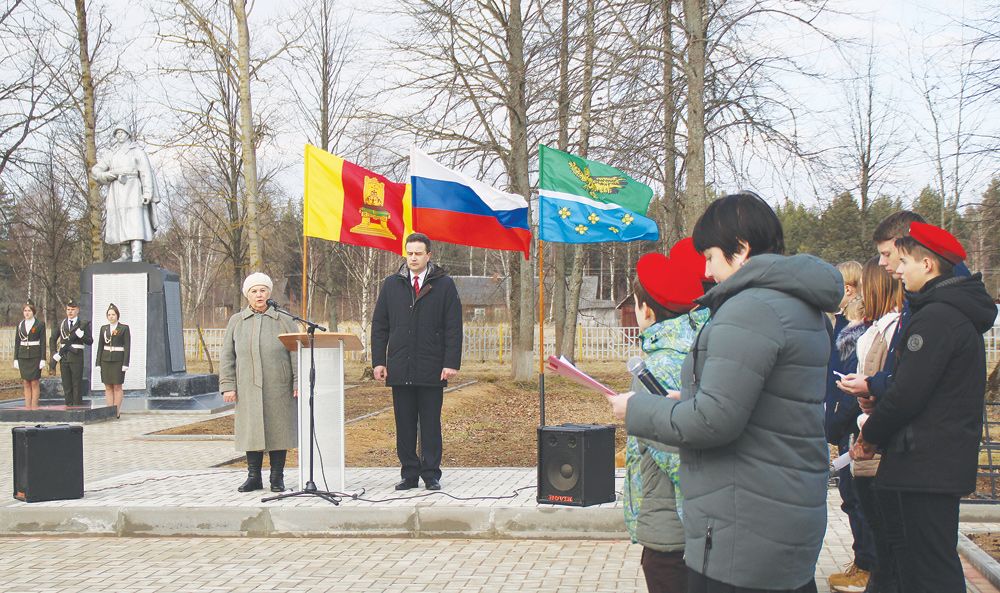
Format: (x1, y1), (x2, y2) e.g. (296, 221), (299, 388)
(278, 332), (363, 493)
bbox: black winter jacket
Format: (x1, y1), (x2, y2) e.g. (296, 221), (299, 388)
(862, 273), (997, 495)
(371, 262), (463, 387)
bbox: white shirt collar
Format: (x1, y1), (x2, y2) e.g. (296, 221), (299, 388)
(23, 318), (34, 329)
(410, 268), (428, 286)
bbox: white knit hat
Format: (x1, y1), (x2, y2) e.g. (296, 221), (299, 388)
(242, 272), (273, 298)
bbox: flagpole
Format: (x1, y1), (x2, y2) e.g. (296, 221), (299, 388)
(302, 235), (308, 319)
(538, 238), (545, 427)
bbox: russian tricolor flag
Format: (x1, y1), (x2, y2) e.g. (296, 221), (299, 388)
(410, 147), (532, 259)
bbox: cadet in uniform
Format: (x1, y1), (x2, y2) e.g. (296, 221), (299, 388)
(50, 298), (93, 406)
(13, 299), (46, 408)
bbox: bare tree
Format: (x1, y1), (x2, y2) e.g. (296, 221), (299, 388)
(155, 0), (291, 307)
(0, 0), (69, 180)
(836, 41), (907, 241)
(378, 0), (550, 379)
(285, 0), (362, 320)
(8, 134), (87, 326)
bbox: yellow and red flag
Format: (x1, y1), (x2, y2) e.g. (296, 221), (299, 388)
(304, 144), (412, 254)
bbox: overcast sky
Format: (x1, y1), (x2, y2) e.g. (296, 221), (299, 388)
(97, 0), (994, 211)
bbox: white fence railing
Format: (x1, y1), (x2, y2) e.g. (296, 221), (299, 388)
(2, 322), (997, 366)
(180, 325), (644, 364)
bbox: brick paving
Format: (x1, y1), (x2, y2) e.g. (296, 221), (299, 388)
(0, 412), (997, 592)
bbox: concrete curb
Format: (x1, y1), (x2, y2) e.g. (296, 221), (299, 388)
(0, 505), (627, 539)
(958, 532), (1000, 591)
(961, 503), (1000, 522)
(134, 434), (235, 441)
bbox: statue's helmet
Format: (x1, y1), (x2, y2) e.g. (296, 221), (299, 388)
(112, 125), (132, 139)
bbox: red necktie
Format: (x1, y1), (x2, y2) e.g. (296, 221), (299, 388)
(413, 276), (420, 295)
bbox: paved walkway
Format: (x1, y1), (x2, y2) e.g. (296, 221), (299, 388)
(0, 412), (997, 592)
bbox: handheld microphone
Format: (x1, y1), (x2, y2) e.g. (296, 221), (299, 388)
(626, 356), (668, 396)
(265, 298), (280, 310)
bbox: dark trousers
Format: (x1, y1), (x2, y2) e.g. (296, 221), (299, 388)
(853, 474), (898, 593)
(392, 385), (444, 481)
(837, 439), (875, 570)
(686, 570), (817, 593)
(641, 547), (686, 593)
(875, 489), (964, 593)
(60, 360), (85, 406)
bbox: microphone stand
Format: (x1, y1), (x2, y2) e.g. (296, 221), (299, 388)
(261, 301), (340, 505)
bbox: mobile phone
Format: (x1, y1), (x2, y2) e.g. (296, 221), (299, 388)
(833, 370), (847, 379)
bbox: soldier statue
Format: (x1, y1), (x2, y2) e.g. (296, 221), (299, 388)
(92, 126), (159, 262)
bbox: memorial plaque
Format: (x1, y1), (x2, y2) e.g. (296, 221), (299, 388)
(91, 273), (148, 391)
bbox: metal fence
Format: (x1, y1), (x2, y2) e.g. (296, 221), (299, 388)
(1, 322), (999, 365)
(177, 325), (644, 364)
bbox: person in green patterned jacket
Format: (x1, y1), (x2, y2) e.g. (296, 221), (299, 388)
(623, 245), (709, 593)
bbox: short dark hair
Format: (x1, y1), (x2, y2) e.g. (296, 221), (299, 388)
(692, 191), (785, 261)
(405, 232), (431, 253)
(872, 211), (925, 244)
(631, 276), (681, 322)
(895, 236), (955, 276)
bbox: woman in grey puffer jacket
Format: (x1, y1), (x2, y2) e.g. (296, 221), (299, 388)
(608, 193), (843, 593)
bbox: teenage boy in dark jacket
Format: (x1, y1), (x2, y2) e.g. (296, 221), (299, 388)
(372, 233), (463, 491)
(853, 222), (997, 593)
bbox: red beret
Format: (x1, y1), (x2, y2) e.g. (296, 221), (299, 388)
(908, 221), (966, 264)
(636, 252), (704, 313)
(669, 237), (710, 283)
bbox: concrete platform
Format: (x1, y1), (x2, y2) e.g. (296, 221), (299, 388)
(0, 411), (999, 592)
(0, 402), (117, 424)
(0, 467), (626, 538)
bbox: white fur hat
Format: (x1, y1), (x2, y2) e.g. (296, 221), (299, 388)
(242, 272), (273, 298)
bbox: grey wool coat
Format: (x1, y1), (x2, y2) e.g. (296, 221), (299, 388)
(626, 254), (843, 590)
(220, 306), (299, 452)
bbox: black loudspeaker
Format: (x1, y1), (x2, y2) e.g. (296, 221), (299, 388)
(12, 425), (84, 503)
(537, 424), (616, 506)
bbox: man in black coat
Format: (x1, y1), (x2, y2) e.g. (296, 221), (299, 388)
(49, 298), (94, 406)
(372, 233), (463, 491)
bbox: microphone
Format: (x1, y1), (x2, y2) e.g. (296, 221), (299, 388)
(265, 298), (280, 310)
(626, 356), (668, 396)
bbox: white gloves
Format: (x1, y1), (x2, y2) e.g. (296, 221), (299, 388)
(52, 353), (61, 362)
(122, 366), (129, 372)
(75, 328), (84, 338)
(38, 360), (45, 369)
(12, 360), (18, 370)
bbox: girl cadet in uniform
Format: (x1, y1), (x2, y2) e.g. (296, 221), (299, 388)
(13, 299), (46, 408)
(95, 303), (130, 417)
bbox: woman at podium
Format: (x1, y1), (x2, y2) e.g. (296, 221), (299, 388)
(13, 299), (45, 408)
(220, 273), (299, 493)
(95, 303), (130, 418)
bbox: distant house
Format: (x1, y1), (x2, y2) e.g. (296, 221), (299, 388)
(617, 295), (638, 328)
(452, 276), (508, 323)
(575, 277), (619, 327)
(452, 274), (620, 326)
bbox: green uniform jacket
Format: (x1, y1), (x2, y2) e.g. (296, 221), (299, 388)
(14, 319), (46, 360)
(96, 324), (131, 365)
